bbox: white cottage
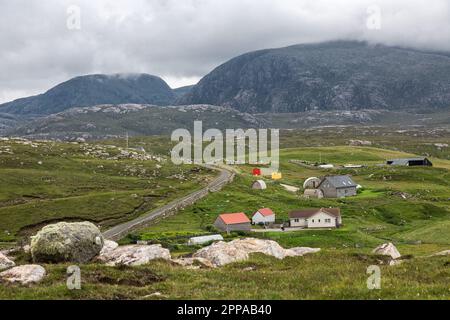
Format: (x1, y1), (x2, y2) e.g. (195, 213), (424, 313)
(252, 208), (276, 225)
(289, 208), (342, 229)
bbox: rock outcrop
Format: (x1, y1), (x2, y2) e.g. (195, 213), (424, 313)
(99, 240), (119, 255)
(171, 257), (215, 269)
(0, 265), (46, 285)
(97, 245), (171, 266)
(431, 250), (450, 257)
(31, 222), (104, 263)
(179, 41), (450, 113)
(0, 252), (15, 271)
(192, 238), (320, 267)
(372, 243), (401, 260)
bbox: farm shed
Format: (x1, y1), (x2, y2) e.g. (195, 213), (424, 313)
(303, 189), (324, 199)
(303, 177), (321, 189)
(252, 180), (267, 190)
(386, 157), (433, 167)
(214, 213), (251, 233)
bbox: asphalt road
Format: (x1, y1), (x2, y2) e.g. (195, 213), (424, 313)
(103, 165), (234, 241)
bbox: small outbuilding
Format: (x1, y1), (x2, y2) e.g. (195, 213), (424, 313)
(214, 213), (251, 233)
(303, 189), (324, 199)
(252, 180), (267, 190)
(252, 208), (276, 225)
(386, 157), (433, 167)
(188, 234), (224, 246)
(318, 175), (358, 198)
(303, 177), (321, 189)
(289, 208), (342, 229)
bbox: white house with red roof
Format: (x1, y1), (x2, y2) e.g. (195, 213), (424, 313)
(252, 208), (276, 225)
(214, 212), (251, 232)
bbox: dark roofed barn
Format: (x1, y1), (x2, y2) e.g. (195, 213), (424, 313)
(386, 157), (432, 167)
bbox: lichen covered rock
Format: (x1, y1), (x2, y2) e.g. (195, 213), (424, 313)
(97, 244), (171, 266)
(372, 242), (401, 260)
(193, 238), (320, 267)
(0, 265), (46, 285)
(31, 222), (104, 263)
(0, 252), (15, 271)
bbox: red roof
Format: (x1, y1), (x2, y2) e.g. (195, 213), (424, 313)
(256, 208), (275, 217)
(219, 213), (250, 225)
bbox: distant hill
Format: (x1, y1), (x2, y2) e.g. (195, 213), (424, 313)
(0, 73), (176, 116)
(178, 41), (450, 113)
(173, 85), (195, 98)
(7, 104), (264, 140)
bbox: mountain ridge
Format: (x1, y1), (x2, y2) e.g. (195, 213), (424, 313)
(0, 73), (176, 116)
(178, 41), (450, 113)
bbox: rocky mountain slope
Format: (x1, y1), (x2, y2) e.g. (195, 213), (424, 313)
(7, 104), (264, 140)
(178, 41), (450, 113)
(0, 73), (176, 116)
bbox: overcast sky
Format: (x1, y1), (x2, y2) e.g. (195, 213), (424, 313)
(1, 0), (450, 103)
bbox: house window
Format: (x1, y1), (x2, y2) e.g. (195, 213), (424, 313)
(325, 219), (331, 223)
(312, 219), (315, 223)
(318, 219), (321, 223)
(294, 219), (299, 223)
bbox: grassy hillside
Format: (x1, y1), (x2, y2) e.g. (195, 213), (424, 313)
(0, 138), (213, 242)
(134, 146), (450, 253)
(0, 131), (448, 300)
(0, 250), (448, 300)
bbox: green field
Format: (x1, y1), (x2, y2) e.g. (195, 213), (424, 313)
(135, 146), (450, 252)
(0, 138), (213, 242)
(0, 129), (449, 300)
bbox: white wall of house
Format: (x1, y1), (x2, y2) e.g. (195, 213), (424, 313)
(252, 212), (275, 224)
(290, 217), (307, 227)
(307, 211), (338, 228)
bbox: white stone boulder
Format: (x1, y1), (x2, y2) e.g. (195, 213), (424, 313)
(285, 247), (322, 257)
(193, 238), (320, 267)
(97, 244), (171, 266)
(431, 250), (450, 257)
(0, 252), (15, 271)
(99, 240), (119, 255)
(372, 243), (401, 260)
(0, 265), (46, 285)
(31, 221), (104, 264)
(171, 257), (215, 269)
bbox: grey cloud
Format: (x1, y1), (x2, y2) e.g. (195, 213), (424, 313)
(0, 0), (449, 103)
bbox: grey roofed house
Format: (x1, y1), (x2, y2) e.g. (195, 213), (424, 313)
(318, 175), (358, 198)
(386, 157), (433, 167)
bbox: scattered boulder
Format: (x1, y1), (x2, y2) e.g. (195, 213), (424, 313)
(193, 238), (320, 267)
(431, 250), (450, 257)
(99, 240), (119, 255)
(0, 265), (46, 285)
(0, 252), (15, 271)
(97, 245), (171, 266)
(349, 140), (372, 146)
(22, 245), (31, 254)
(171, 257), (215, 269)
(372, 243), (401, 260)
(284, 247), (322, 257)
(31, 222), (104, 263)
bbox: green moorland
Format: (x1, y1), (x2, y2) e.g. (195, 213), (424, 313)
(0, 128), (449, 300)
(0, 138), (213, 243)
